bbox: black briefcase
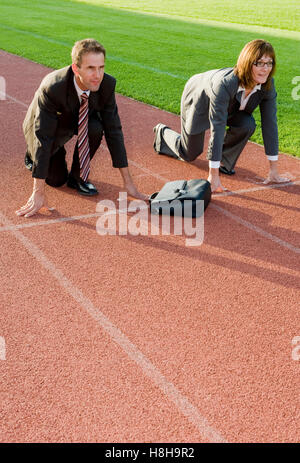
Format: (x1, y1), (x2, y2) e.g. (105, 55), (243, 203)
(149, 179), (211, 218)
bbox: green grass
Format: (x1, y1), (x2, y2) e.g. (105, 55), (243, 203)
(0, 0), (299, 157)
(77, 0), (300, 32)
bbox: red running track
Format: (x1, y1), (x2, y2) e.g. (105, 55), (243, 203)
(0, 50), (300, 443)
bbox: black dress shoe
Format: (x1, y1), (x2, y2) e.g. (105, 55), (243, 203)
(219, 165), (235, 175)
(24, 153), (33, 171)
(67, 175), (98, 196)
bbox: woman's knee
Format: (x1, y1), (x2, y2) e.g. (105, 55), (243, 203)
(238, 114), (256, 135)
(181, 133), (205, 161)
(228, 113), (256, 136)
(183, 146), (203, 161)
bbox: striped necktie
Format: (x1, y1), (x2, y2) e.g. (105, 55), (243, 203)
(78, 92), (90, 181)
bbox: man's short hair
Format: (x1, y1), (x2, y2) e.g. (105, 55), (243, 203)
(234, 39), (276, 91)
(71, 38), (106, 67)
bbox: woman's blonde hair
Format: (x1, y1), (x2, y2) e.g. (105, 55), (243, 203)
(234, 39), (276, 90)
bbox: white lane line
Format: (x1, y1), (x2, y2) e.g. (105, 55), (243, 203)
(216, 180), (300, 197)
(1, 92), (28, 108)
(0, 213), (103, 232)
(0, 210), (227, 443)
(4, 167), (299, 255)
(210, 204), (300, 254)
(129, 157), (300, 198)
(129, 159), (170, 182)
(0, 205), (150, 233)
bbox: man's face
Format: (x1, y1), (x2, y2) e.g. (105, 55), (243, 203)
(72, 52), (105, 92)
(251, 53), (273, 85)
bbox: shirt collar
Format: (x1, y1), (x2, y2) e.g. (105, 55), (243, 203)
(73, 75), (90, 101)
(238, 83), (261, 94)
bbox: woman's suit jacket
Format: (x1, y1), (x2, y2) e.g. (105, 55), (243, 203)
(23, 65), (128, 179)
(181, 67), (278, 162)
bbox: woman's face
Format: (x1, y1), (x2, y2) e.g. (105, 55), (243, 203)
(252, 54), (273, 85)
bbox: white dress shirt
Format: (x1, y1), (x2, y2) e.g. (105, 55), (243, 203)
(73, 75), (90, 101)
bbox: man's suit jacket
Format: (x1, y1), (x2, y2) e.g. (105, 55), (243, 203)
(23, 65), (128, 178)
(181, 67), (278, 162)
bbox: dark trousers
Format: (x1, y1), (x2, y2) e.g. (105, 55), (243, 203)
(45, 117), (103, 187)
(154, 111), (256, 171)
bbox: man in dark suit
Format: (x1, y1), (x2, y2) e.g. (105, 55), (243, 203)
(16, 38), (147, 218)
(153, 39), (291, 193)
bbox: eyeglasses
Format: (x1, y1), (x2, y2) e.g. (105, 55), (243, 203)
(253, 61), (273, 68)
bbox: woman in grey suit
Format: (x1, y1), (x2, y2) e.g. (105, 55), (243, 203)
(153, 39), (290, 192)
